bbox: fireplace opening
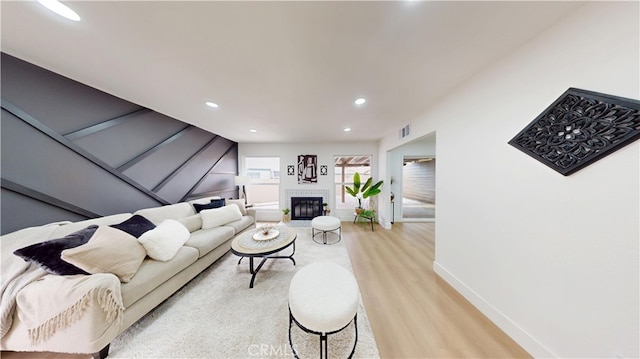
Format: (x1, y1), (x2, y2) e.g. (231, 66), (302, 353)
(291, 197), (323, 220)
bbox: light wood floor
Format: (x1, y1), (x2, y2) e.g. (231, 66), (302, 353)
(342, 221), (531, 358)
(2, 222), (530, 359)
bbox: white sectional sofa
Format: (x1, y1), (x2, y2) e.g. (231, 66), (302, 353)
(1, 196), (255, 358)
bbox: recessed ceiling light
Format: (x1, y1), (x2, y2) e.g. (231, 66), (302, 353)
(344, 128), (352, 132)
(37, 0), (81, 21)
(205, 101), (219, 108)
(354, 98), (366, 105)
(249, 129), (257, 133)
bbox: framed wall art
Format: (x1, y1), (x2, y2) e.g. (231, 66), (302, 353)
(297, 155), (317, 184)
(508, 88), (640, 176)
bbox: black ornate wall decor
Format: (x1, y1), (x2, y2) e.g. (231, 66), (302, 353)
(508, 88), (640, 176)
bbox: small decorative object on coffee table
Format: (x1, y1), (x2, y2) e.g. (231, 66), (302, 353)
(253, 224), (279, 241)
(259, 224), (273, 234)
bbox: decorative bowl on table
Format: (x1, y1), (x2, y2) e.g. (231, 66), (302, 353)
(253, 225), (279, 241)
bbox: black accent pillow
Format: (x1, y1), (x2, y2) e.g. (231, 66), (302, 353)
(210, 198), (226, 207)
(110, 214), (156, 238)
(13, 225), (98, 275)
(193, 199), (226, 213)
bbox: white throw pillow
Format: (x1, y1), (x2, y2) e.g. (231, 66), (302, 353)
(201, 204), (243, 229)
(137, 219), (190, 261)
(226, 199), (247, 215)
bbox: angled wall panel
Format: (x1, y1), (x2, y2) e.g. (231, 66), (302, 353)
(0, 53), (238, 235)
(191, 176), (236, 198)
(1, 109), (162, 216)
(72, 111), (188, 168)
(190, 146), (238, 199)
(122, 127), (216, 190)
(1, 189), (87, 234)
(1, 54), (142, 134)
(156, 137), (236, 203)
(211, 147), (239, 173)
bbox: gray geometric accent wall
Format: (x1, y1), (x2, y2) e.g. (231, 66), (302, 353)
(1, 53), (238, 234)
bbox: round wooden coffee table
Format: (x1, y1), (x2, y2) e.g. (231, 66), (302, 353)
(231, 226), (297, 288)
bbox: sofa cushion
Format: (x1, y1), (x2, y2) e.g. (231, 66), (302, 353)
(61, 225), (147, 282)
(201, 205), (243, 229)
(120, 246), (199, 308)
(226, 199), (247, 215)
(177, 215), (202, 233)
(137, 220), (190, 261)
(110, 214), (156, 238)
(188, 196), (231, 215)
(49, 213), (132, 238)
(193, 199), (225, 213)
(184, 226), (235, 258)
(134, 202), (194, 225)
(13, 225), (98, 275)
(188, 196), (221, 206)
(222, 215), (255, 234)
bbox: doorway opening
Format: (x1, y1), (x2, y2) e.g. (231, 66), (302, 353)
(402, 156), (435, 220)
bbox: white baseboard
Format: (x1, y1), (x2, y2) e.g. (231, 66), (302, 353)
(433, 261), (557, 358)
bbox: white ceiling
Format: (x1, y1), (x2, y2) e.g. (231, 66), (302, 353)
(1, 1), (583, 143)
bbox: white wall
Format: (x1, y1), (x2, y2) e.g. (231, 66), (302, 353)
(239, 141), (378, 221)
(379, 2), (639, 358)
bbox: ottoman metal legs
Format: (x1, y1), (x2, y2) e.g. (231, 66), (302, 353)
(289, 309), (358, 359)
(311, 216), (342, 245)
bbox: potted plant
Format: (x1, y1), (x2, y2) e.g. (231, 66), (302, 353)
(361, 209), (375, 218)
(345, 172), (383, 214)
(282, 208), (291, 222)
(322, 202), (328, 215)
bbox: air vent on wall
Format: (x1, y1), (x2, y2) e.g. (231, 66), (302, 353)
(399, 124), (411, 139)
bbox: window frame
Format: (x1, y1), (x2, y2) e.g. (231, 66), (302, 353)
(243, 156), (280, 208)
(334, 155), (373, 210)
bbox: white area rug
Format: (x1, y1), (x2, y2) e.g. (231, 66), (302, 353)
(110, 227), (380, 358)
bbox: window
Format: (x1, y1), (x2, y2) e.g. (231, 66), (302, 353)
(334, 156), (372, 209)
(244, 157), (280, 208)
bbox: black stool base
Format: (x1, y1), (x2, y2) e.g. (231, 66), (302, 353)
(288, 308), (357, 359)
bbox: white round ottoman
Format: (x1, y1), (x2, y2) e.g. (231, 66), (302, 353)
(311, 216), (341, 244)
(288, 262), (359, 359)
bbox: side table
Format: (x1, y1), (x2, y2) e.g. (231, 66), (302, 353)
(353, 212), (374, 231)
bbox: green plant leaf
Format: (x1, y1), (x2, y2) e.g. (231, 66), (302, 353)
(361, 177), (372, 192)
(363, 180), (383, 198)
(363, 188), (381, 198)
(345, 172), (362, 198)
